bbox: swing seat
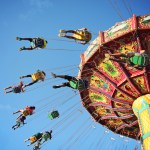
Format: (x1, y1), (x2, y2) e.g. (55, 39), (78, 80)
(48, 110), (59, 120)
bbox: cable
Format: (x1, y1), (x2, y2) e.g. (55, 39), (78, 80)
(44, 64), (79, 72)
(44, 48), (82, 52)
(27, 92), (78, 123)
(125, 0), (133, 15)
(40, 101), (80, 131)
(108, 0), (124, 21)
(122, 0), (132, 17)
(66, 122), (93, 149)
(62, 117), (91, 148)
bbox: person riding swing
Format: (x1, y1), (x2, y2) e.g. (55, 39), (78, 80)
(58, 28), (92, 45)
(16, 37), (48, 51)
(51, 73), (88, 90)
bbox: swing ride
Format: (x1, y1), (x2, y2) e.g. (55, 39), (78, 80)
(5, 9), (150, 149)
(78, 14), (150, 150)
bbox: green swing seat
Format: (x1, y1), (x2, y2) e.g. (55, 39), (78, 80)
(48, 110), (59, 120)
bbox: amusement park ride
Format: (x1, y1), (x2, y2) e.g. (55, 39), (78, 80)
(78, 14), (150, 150)
(8, 13), (150, 150)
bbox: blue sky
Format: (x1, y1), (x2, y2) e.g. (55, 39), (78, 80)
(0, 0), (149, 150)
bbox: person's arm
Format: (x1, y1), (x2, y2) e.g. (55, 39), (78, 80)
(13, 110), (21, 114)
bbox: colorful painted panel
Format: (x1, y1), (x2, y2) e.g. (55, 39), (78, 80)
(138, 14), (150, 29)
(119, 81), (139, 97)
(132, 76), (148, 94)
(90, 74), (115, 95)
(104, 18), (132, 42)
(95, 106), (115, 117)
(98, 60), (126, 84)
(89, 90), (110, 104)
(117, 41), (137, 54)
(114, 90), (133, 103)
(113, 102), (131, 109)
(107, 119), (124, 128)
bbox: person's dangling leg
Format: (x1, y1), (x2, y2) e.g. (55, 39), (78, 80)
(53, 82), (69, 89)
(110, 58), (126, 63)
(13, 110), (22, 114)
(60, 30), (76, 34)
(65, 30), (76, 33)
(59, 30), (77, 39)
(58, 33), (76, 39)
(12, 124), (17, 130)
(4, 90), (13, 94)
(17, 38), (34, 51)
(20, 74), (32, 79)
(24, 137), (30, 142)
(51, 73), (74, 81)
(4, 86), (12, 90)
(19, 47), (34, 51)
(63, 35), (76, 40)
(16, 37), (33, 42)
(23, 80), (38, 88)
(110, 53), (127, 58)
(12, 125), (15, 129)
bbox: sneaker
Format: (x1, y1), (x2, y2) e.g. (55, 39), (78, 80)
(58, 33), (66, 37)
(59, 29), (66, 33)
(19, 46), (25, 51)
(51, 73), (57, 78)
(16, 37), (22, 41)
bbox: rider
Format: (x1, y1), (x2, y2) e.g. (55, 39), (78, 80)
(51, 73), (88, 90)
(13, 106), (35, 119)
(41, 130), (52, 144)
(12, 116), (26, 130)
(4, 81), (24, 94)
(58, 28), (92, 45)
(24, 132), (43, 146)
(20, 70), (46, 88)
(105, 50), (149, 68)
(32, 130), (52, 150)
(16, 37), (48, 51)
